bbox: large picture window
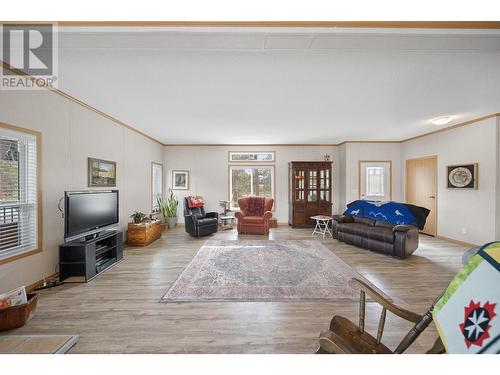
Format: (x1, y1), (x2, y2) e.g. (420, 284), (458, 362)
(0, 124), (41, 263)
(229, 165), (275, 209)
(151, 162), (163, 212)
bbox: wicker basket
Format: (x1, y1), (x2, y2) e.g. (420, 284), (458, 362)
(0, 293), (39, 332)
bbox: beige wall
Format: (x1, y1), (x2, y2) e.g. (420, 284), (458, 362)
(164, 145), (337, 222)
(0, 90), (164, 292)
(402, 117), (498, 245)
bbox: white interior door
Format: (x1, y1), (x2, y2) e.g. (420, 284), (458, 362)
(359, 161), (392, 201)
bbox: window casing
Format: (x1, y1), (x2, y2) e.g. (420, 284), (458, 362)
(151, 162), (163, 212)
(0, 125), (40, 263)
(229, 165), (275, 209)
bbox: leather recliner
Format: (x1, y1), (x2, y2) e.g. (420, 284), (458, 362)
(332, 215), (419, 259)
(235, 196), (274, 235)
(184, 197), (218, 237)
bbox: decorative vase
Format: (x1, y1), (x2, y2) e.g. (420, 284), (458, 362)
(166, 217), (177, 228)
(133, 217), (142, 224)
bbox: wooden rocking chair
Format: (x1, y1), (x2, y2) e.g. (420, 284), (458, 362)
(317, 278), (445, 354)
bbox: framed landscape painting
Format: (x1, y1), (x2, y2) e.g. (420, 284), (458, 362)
(172, 170), (189, 190)
(88, 157), (117, 187)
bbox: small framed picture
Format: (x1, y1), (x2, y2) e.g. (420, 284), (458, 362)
(88, 157), (116, 187)
(447, 163), (478, 189)
(172, 170), (189, 190)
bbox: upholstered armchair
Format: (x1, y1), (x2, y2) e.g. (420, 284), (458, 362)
(184, 197), (219, 237)
(235, 196), (274, 235)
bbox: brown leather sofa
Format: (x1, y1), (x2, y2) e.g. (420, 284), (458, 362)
(235, 196), (274, 234)
(332, 215), (419, 259)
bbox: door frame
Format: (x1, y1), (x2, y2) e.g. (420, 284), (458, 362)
(405, 155), (438, 236)
(358, 160), (393, 200)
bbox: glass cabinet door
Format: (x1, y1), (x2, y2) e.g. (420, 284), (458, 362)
(307, 168), (318, 202)
(293, 168), (305, 202)
(319, 167), (330, 202)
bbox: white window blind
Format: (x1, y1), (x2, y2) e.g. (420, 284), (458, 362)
(152, 163), (163, 212)
(0, 127), (38, 261)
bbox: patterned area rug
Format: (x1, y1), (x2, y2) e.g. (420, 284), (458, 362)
(161, 240), (369, 302)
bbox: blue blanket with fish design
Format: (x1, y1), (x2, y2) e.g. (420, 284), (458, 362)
(343, 200), (430, 230)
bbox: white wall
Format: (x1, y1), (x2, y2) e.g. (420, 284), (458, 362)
(164, 145), (336, 222)
(401, 117), (498, 245)
(0, 90), (164, 292)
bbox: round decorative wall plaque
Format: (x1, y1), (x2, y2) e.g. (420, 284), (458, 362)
(448, 166), (473, 188)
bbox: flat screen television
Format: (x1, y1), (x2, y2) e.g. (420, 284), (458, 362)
(64, 190), (119, 242)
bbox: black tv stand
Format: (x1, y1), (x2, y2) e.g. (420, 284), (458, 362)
(59, 230), (123, 282)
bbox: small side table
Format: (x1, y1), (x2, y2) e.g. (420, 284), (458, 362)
(311, 215), (333, 239)
(219, 215), (235, 231)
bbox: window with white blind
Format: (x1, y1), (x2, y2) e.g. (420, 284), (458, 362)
(151, 162), (163, 212)
(359, 161), (391, 201)
(365, 167), (385, 197)
(0, 125), (40, 262)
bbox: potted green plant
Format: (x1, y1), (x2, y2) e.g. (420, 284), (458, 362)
(130, 211), (147, 224)
(157, 189), (178, 228)
(156, 197), (168, 224)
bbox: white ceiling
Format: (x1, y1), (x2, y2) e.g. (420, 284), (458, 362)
(55, 27), (500, 144)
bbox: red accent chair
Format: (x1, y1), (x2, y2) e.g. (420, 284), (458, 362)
(235, 196), (274, 235)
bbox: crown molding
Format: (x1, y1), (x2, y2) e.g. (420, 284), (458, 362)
(163, 114), (500, 146)
(23, 21), (500, 29)
(162, 143), (338, 147)
(400, 113), (499, 143)
(335, 140), (401, 147)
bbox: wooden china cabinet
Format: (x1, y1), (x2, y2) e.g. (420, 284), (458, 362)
(288, 161), (332, 227)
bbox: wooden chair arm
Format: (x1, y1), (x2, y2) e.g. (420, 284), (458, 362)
(263, 211), (273, 221)
(350, 278), (422, 323)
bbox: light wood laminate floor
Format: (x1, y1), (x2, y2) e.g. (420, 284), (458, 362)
(4, 226), (467, 353)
